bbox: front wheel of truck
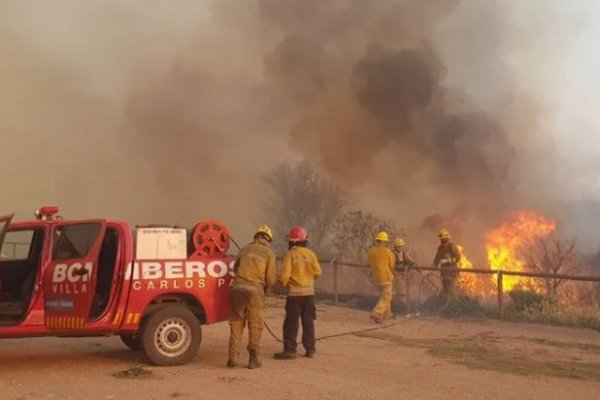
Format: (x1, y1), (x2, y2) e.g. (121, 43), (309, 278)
(141, 305), (202, 366)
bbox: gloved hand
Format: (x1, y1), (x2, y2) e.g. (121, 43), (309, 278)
(269, 281), (284, 296)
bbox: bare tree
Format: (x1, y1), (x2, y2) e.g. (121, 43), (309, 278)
(331, 210), (400, 264)
(262, 161), (346, 255)
(521, 234), (581, 297)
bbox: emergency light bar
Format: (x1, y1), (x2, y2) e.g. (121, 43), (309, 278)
(35, 206), (59, 220)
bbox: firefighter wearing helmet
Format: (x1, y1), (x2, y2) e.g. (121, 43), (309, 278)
(393, 237), (415, 269)
(227, 225), (277, 369)
(366, 231), (396, 323)
(274, 226), (322, 360)
(433, 229), (461, 301)
(393, 237), (415, 305)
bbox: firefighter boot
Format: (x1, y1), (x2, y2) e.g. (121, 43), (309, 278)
(369, 313), (382, 324)
(248, 349), (262, 369)
(226, 359), (239, 368)
(274, 351), (297, 360)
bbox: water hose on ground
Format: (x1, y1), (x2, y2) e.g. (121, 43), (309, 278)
(263, 312), (421, 343)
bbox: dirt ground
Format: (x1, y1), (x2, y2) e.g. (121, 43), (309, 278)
(1, 299), (599, 400)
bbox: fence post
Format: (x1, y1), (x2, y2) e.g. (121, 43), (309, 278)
(497, 271), (504, 318)
(333, 262), (339, 305)
(405, 269), (411, 312)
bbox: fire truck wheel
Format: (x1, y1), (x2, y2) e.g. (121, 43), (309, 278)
(120, 333), (143, 351)
(141, 305), (202, 366)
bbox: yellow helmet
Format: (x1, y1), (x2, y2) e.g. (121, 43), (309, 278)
(374, 231), (389, 242)
(394, 237), (406, 247)
(439, 229), (451, 240)
(255, 225), (273, 241)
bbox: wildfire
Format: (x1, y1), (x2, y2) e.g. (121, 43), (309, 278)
(485, 211), (556, 292)
(456, 245), (476, 293)
(457, 245), (495, 296)
(457, 245), (473, 269)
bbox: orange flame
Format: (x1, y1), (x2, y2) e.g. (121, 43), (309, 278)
(457, 245), (495, 296)
(457, 245), (472, 270)
(485, 211), (556, 292)
(457, 245), (476, 294)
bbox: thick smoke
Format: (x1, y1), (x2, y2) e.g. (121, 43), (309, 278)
(0, 0), (591, 257)
(256, 0), (587, 259)
(0, 1), (283, 238)
(260, 0), (522, 254)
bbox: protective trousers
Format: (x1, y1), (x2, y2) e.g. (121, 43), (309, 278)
(394, 272), (407, 302)
(441, 266), (459, 301)
(371, 283), (393, 320)
(441, 277), (456, 300)
(283, 296), (316, 354)
(228, 287), (265, 360)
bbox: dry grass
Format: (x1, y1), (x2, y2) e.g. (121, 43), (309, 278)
(356, 332), (600, 381)
(525, 337), (600, 353)
(429, 342), (600, 380)
(505, 303), (600, 332)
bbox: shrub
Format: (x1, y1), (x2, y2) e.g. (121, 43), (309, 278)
(442, 295), (483, 318)
(508, 290), (545, 313)
(505, 290), (600, 332)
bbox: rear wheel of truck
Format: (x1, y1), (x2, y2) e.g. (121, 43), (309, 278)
(141, 305), (202, 366)
(120, 333), (143, 351)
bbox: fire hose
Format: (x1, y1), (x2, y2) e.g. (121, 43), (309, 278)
(263, 309), (421, 344)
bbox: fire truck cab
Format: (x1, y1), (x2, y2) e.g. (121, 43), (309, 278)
(0, 207), (235, 365)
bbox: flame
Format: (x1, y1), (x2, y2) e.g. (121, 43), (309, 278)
(457, 245), (476, 294)
(457, 245), (495, 296)
(457, 245), (473, 270)
(485, 211), (556, 292)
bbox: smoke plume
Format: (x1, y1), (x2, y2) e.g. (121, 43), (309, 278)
(0, 0), (594, 257)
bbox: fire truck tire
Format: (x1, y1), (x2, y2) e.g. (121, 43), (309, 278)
(120, 333), (143, 351)
(141, 305), (202, 366)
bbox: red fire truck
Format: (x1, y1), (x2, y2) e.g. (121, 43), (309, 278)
(0, 207), (235, 365)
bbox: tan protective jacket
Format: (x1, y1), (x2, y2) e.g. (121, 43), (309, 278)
(433, 242), (461, 267)
(366, 245), (396, 285)
(233, 241), (277, 292)
(279, 246), (322, 296)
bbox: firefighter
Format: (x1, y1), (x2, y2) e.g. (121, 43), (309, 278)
(432, 229), (461, 301)
(393, 237), (415, 269)
(366, 231), (396, 323)
(227, 225), (277, 369)
(393, 237), (414, 305)
(274, 226), (322, 360)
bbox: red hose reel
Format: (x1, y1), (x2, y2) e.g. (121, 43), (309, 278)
(191, 220), (230, 257)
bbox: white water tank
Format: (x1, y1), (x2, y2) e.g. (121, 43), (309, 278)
(135, 227), (187, 260)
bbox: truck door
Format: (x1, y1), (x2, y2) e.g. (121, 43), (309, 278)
(0, 213), (15, 297)
(42, 220), (106, 330)
(0, 213), (15, 251)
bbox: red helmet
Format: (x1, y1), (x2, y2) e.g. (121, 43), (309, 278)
(288, 226), (308, 242)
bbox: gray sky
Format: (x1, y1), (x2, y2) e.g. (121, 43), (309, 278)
(1, 0), (599, 253)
